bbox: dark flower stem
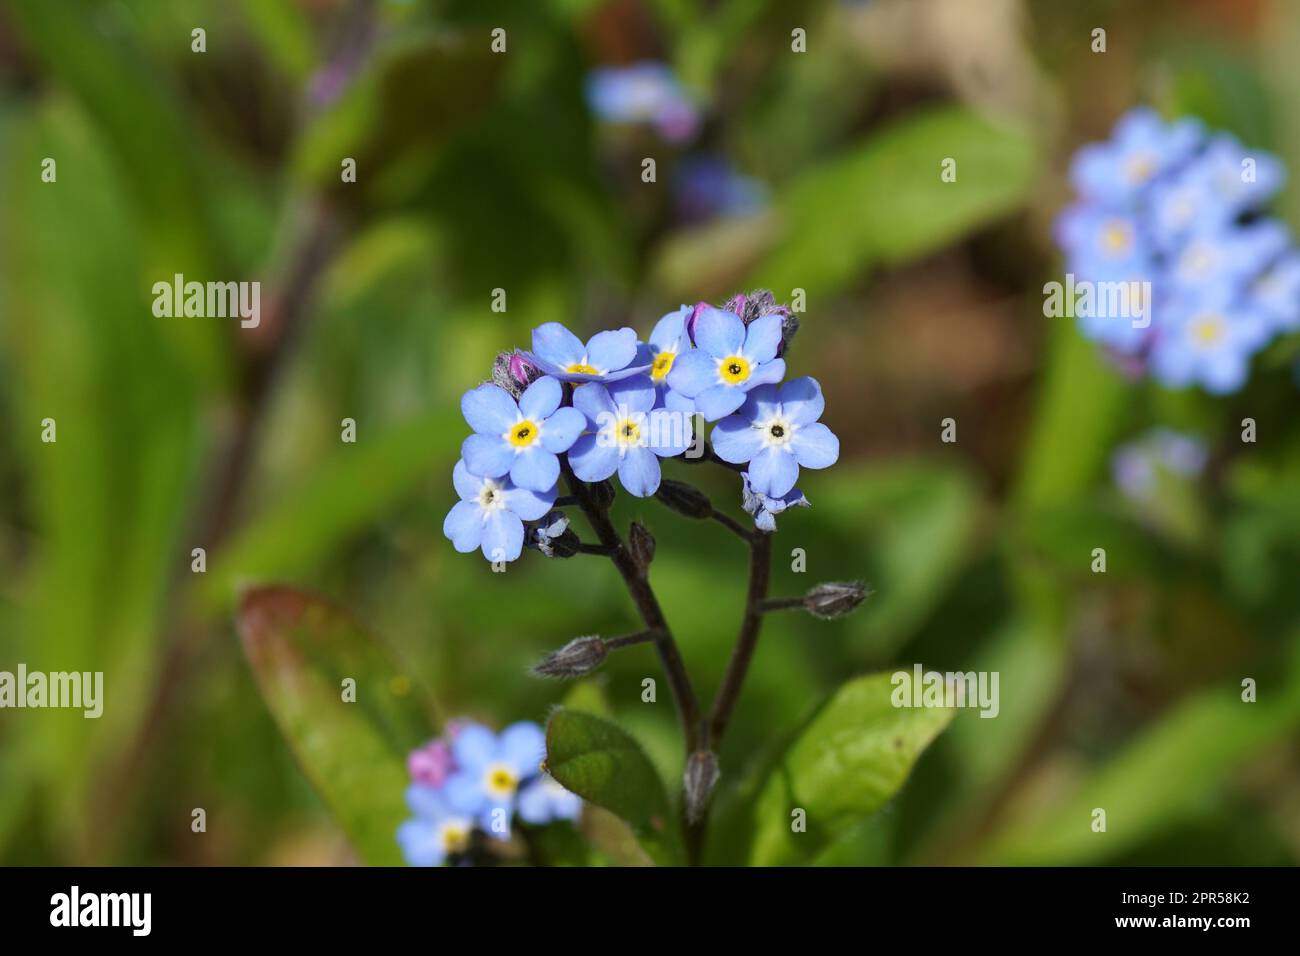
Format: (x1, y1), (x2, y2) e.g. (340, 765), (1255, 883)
(577, 542), (619, 557)
(708, 531), (773, 746)
(710, 507), (754, 543)
(606, 629), (660, 650)
(562, 465), (703, 755)
(758, 596), (804, 612)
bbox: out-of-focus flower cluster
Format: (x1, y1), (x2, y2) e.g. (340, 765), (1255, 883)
(443, 291), (840, 563)
(397, 720), (580, 866)
(1056, 107), (1299, 394)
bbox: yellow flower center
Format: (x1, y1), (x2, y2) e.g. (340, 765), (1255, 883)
(651, 351), (675, 382)
(509, 419), (539, 448)
(719, 355), (751, 384)
(616, 417), (641, 445)
(566, 362), (599, 375)
(1101, 220), (1132, 256)
(484, 763), (519, 800)
(441, 821), (471, 855)
(1192, 315), (1224, 348)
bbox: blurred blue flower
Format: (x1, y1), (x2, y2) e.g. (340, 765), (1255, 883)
(666, 308), (787, 420)
(517, 774), (583, 825)
(396, 784), (474, 867)
(460, 378), (586, 492)
(585, 61), (700, 143)
(674, 155), (767, 223)
(568, 377), (692, 496)
(1112, 428), (1208, 502)
(1056, 107), (1300, 394)
(711, 377), (839, 498)
(443, 460), (555, 562)
(1068, 107), (1202, 205)
(442, 722), (547, 838)
(529, 322), (647, 383)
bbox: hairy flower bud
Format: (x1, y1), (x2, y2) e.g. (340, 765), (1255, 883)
(683, 750), (720, 823)
(491, 349), (542, 399)
(629, 521), (655, 572)
(723, 288), (798, 354)
(655, 479), (712, 519)
(803, 581), (869, 620)
(531, 636), (608, 678)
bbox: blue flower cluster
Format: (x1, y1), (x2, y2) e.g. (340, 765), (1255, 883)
(585, 61), (700, 143)
(397, 720), (580, 867)
(1056, 107), (1300, 394)
(443, 293), (840, 562)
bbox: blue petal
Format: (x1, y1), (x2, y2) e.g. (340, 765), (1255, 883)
(451, 724), (498, 772)
(791, 422), (839, 469)
(744, 357), (786, 389)
(397, 819), (445, 867)
(461, 433), (513, 478)
(481, 510), (524, 561)
(711, 415), (764, 463)
(406, 783), (448, 819)
(569, 433), (620, 482)
(693, 307), (745, 357)
(737, 383), (779, 423)
(646, 408), (692, 456)
(452, 459), (484, 501)
(443, 500), (484, 553)
(665, 349), (717, 397)
(532, 322), (586, 367)
(663, 388), (696, 415)
(515, 780), (552, 825)
(519, 375), (562, 420)
(695, 383), (746, 421)
(601, 362), (655, 382)
(442, 771), (487, 815)
(649, 306), (690, 351)
(540, 406), (586, 453)
(586, 327), (638, 372)
(618, 446), (662, 496)
(503, 482), (556, 520)
(749, 446), (799, 498)
(479, 804), (514, 841)
(778, 377), (824, 425)
(742, 315), (782, 363)
(461, 383), (518, 435)
(510, 448), (560, 492)
(607, 375), (657, 414)
(500, 721), (545, 776)
(573, 382), (615, 424)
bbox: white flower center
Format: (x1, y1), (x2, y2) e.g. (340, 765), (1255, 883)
(758, 413), (796, 450)
(477, 479), (508, 512)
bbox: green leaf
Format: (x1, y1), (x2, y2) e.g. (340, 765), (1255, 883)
(749, 107), (1037, 297)
(237, 586), (437, 866)
(748, 672), (954, 866)
(544, 708), (680, 865)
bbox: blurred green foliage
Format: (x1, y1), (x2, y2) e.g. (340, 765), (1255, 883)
(1, 0), (1299, 866)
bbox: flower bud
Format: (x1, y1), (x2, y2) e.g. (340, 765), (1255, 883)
(629, 522), (655, 572)
(491, 349), (542, 399)
(531, 636), (608, 678)
(526, 511), (580, 558)
(655, 479), (712, 519)
(588, 478), (617, 510)
(683, 750), (720, 823)
(802, 581), (869, 620)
